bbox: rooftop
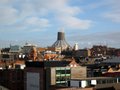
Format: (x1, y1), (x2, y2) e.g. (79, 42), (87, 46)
(71, 77), (117, 81)
(102, 57), (120, 64)
(25, 60), (71, 68)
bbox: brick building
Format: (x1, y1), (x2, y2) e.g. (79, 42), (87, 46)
(0, 69), (24, 90)
(91, 45), (107, 57)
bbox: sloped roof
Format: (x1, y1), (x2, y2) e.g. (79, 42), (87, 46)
(107, 68), (114, 72)
(69, 58), (80, 67)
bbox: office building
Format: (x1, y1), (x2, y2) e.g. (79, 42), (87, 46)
(24, 60), (87, 90)
(24, 61), (71, 90)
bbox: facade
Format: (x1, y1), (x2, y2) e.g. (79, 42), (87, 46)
(9, 45), (21, 53)
(43, 51), (58, 60)
(68, 77), (120, 88)
(56, 87), (94, 90)
(106, 48), (120, 56)
(48, 47), (62, 54)
(51, 67), (71, 86)
(0, 45), (21, 61)
(0, 69), (24, 90)
(24, 61), (71, 90)
(21, 43), (38, 60)
(24, 60), (87, 90)
(71, 66), (87, 79)
(91, 45), (107, 57)
(0, 48), (12, 61)
(24, 67), (45, 90)
(9, 45), (21, 61)
(73, 49), (91, 58)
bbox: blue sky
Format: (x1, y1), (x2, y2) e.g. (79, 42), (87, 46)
(0, 0), (120, 48)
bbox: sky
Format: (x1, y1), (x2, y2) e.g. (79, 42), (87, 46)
(0, 0), (120, 48)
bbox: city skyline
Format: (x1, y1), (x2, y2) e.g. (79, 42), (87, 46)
(0, 0), (120, 48)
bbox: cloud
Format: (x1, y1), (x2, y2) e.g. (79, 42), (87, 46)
(0, 0), (13, 5)
(0, 7), (18, 25)
(85, 0), (120, 23)
(104, 10), (120, 23)
(48, 0), (92, 29)
(102, 0), (120, 23)
(58, 16), (92, 29)
(0, 0), (92, 31)
(68, 31), (120, 48)
(24, 17), (50, 28)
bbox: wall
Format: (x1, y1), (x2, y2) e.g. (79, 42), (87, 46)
(71, 66), (87, 79)
(26, 72), (40, 90)
(24, 67), (45, 90)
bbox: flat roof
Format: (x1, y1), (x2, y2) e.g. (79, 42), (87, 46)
(70, 77), (117, 81)
(102, 57), (120, 64)
(25, 60), (71, 68)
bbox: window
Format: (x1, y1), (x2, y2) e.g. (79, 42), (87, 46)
(55, 67), (71, 86)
